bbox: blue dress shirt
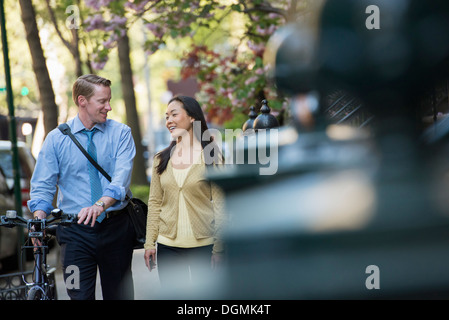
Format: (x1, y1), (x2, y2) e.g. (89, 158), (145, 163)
(28, 115), (136, 216)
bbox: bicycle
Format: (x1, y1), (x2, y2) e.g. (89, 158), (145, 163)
(0, 209), (77, 300)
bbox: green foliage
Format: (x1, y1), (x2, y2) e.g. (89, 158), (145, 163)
(223, 111), (248, 130)
(8, 0), (310, 128)
(130, 184), (150, 204)
(79, 0), (303, 127)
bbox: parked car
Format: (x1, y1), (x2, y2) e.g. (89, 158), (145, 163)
(0, 166), (18, 272)
(0, 140), (36, 219)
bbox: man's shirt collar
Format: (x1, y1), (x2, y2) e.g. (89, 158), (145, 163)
(72, 114), (106, 134)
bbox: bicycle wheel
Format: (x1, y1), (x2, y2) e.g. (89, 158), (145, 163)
(27, 286), (44, 300)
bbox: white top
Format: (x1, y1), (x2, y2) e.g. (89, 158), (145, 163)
(157, 165), (214, 248)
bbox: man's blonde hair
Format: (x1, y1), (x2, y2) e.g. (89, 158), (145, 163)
(72, 74), (111, 106)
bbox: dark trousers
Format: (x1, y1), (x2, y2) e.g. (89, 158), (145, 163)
(57, 210), (135, 300)
(157, 243), (213, 294)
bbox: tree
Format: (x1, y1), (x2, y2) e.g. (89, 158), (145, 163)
(117, 32), (147, 185)
(19, 0), (59, 137)
(82, 0), (149, 185)
(44, 0), (83, 77)
(82, 0), (317, 128)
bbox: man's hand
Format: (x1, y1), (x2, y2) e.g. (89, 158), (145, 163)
(77, 205), (104, 227)
(33, 210), (46, 220)
(31, 210), (46, 249)
(77, 197), (116, 227)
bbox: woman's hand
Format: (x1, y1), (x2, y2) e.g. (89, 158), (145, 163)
(144, 249), (157, 271)
(211, 253), (224, 270)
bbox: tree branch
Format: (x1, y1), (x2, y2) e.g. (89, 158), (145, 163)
(44, 0), (76, 56)
(240, 0), (288, 20)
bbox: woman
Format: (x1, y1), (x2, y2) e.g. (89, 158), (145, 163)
(144, 95), (225, 293)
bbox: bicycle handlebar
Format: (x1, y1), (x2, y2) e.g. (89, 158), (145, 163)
(0, 209), (78, 230)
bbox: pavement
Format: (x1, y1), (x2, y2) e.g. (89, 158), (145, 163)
(51, 247), (162, 300)
(9, 241), (226, 300)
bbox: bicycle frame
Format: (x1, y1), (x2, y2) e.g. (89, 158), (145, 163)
(21, 219), (53, 299)
(0, 209), (77, 300)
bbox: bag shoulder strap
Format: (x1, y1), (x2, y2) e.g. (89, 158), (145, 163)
(58, 123), (112, 182)
(58, 123), (132, 202)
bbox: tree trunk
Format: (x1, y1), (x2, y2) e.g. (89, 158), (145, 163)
(45, 0), (83, 77)
(72, 28), (82, 77)
(117, 32), (148, 185)
(19, 0), (58, 137)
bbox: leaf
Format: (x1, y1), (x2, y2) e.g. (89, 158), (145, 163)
(230, 4), (242, 12)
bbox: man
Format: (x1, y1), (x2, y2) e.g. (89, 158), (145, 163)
(28, 74), (136, 300)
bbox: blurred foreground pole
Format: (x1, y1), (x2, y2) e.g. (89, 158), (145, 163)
(0, 0), (24, 256)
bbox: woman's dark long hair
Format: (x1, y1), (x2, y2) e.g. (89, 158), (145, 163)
(155, 95), (222, 175)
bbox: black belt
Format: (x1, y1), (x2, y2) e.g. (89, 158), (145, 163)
(104, 206), (127, 220)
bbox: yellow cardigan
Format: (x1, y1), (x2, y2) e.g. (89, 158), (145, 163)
(144, 153), (226, 254)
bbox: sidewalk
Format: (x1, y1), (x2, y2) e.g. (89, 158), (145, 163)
(28, 244), (226, 300)
(53, 248), (161, 300)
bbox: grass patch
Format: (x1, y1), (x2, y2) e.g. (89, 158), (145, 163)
(130, 184), (150, 204)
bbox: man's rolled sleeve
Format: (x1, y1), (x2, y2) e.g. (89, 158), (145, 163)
(28, 131), (59, 215)
(27, 199), (54, 216)
(103, 185), (126, 201)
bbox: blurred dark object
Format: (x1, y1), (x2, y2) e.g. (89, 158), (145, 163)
(0, 167), (18, 273)
(242, 106), (257, 132)
(0, 116), (37, 143)
(0, 269), (56, 300)
(209, 0), (449, 299)
(319, 0), (449, 96)
(253, 100), (280, 130)
(265, 23), (319, 95)
(0, 140), (36, 219)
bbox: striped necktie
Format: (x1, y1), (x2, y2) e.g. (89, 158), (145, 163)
(82, 128), (105, 223)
